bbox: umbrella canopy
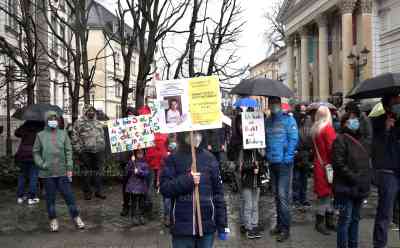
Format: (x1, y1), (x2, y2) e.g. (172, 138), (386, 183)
(306, 101), (337, 112)
(368, 102), (385, 117)
(347, 73), (400, 99)
(230, 78), (294, 97)
(233, 98), (259, 108)
(12, 103), (63, 121)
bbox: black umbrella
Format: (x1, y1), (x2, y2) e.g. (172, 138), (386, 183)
(230, 78), (294, 98)
(346, 73), (400, 99)
(306, 101), (337, 112)
(12, 103), (63, 121)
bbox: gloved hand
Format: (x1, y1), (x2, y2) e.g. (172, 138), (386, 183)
(218, 232), (229, 241)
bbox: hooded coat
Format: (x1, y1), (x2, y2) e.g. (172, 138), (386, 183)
(71, 104), (105, 153)
(14, 121), (44, 163)
(145, 133), (169, 171)
(32, 111), (73, 178)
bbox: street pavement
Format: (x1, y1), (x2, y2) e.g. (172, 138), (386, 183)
(0, 181), (399, 248)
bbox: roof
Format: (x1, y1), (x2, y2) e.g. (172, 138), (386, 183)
(249, 47), (285, 71)
(88, 0), (134, 35)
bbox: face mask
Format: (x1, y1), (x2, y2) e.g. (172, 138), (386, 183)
(391, 104), (400, 118)
(270, 104), (281, 114)
(169, 142), (177, 151)
(347, 118), (360, 131)
(48, 120), (58, 129)
(184, 133), (202, 148)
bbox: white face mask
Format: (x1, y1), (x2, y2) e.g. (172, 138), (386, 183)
(48, 120), (58, 129)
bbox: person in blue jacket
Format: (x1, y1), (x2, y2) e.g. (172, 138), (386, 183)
(160, 131), (229, 248)
(265, 96), (299, 242)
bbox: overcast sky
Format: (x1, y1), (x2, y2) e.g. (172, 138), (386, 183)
(102, 0), (274, 71)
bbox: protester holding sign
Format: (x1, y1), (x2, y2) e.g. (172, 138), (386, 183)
(160, 132), (228, 248)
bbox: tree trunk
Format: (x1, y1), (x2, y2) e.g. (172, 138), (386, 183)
(135, 80), (145, 108)
(26, 78), (35, 105)
(121, 83), (129, 117)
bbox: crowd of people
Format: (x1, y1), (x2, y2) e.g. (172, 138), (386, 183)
(12, 94), (400, 247)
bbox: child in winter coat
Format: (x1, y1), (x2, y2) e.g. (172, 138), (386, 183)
(126, 149), (150, 225)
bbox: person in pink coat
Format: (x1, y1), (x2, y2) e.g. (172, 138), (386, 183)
(311, 105), (337, 236)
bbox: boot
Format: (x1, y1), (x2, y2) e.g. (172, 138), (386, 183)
(315, 214), (330, 235)
(139, 215), (146, 225)
(326, 212), (337, 231)
(120, 206), (129, 217)
(131, 216), (140, 226)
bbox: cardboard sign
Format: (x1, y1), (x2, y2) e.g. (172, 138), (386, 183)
(241, 111), (266, 149)
(155, 76), (222, 133)
(107, 115), (159, 153)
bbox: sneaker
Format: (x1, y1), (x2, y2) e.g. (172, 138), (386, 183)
(240, 225), (247, 234)
(17, 197), (24, 204)
(74, 216), (85, 229)
(247, 229), (262, 239)
(276, 232), (290, 242)
(49, 219), (59, 232)
(28, 198), (40, 205)
(139, 216), (146, 225)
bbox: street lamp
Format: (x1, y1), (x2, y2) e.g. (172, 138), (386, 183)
(347, 47), (370, 85)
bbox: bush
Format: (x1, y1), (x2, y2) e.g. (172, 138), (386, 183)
(0, 156), (19, 186)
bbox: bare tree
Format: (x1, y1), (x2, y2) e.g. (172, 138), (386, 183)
(264, 0), (285, 53)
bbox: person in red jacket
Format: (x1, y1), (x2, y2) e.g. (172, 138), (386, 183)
(311, 105), (337, 236)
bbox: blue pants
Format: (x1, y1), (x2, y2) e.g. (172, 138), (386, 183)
(373, 171), (400, 248)
(17, 161), (39, 199)
(335, 197), (362, 248)
(292, 166), (308, 204)
(172, 234), (214, 248)
(270, 164), (293, 234)
(44, 177), (79, 220)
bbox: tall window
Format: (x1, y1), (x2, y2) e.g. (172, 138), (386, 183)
(51, 14), (58, 53)
(115, 52), (120, 71)
(60, 24), (66, 60)
(116, 104), (122, 118)
(115, 83), (122, 97)
(7, 0), (17, 29)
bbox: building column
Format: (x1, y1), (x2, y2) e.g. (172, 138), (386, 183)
(300, 27), (309, 102)
(361, 0), (373, 79)
(341, 0), (357, 94)
(317, 14), (330, 101)
(286, 36), (295, 90)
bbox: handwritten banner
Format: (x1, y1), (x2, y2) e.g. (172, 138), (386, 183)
(242, 112), (266, 149)
(107, 115), (159, 153)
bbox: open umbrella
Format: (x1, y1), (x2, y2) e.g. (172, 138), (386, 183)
(307, 101), (337, 112)
(368, 102), (385, 117)
(230, 78), (294, 98)
(12, 103), (63, 121)
(347, 73), (400, 99)
(233, 98), (259, 108)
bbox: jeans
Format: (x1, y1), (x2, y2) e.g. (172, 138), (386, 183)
(293, 166), (308, 204)
(130, 193), (145, 217)
(17, 161), (39, 199)
(163, 197), (171, 217)
(270, 163), (293, 233)
(43, 177), (79, 220)
(336, 197), (362, 248)
(80, 151), (105, 194)
(373, 171), (400, 248)
(242, 187), (260, 230)
(172, 234), (214, 248)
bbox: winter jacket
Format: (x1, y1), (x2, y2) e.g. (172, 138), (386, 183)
(145, 133), (169, 170)
(332, 129), (371, 200)
(160, 149), (228, 236)
(265, 111), (299, 164)
(240, 149), (264, 189)
(32, 112), (73, 178)
(126, 159), (150, 194)
(14, 121), (44, 163)
(293, 114), (313, 169)
(370, 114), (400, 173)
(71, 115), (106, 154)
(312, 124), (336, 198)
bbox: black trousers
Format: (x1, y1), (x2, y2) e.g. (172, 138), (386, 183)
(120, 162), (130, 208)
(130, 193), (145, 218)
(80, 151), (105, 194)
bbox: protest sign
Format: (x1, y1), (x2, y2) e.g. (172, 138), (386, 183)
(155, 76), (222, 133)
(107, 115), (159, 153)
(241, 111), (266, 149)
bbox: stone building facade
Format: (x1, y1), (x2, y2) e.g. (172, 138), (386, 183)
(279, 0), (374, 101)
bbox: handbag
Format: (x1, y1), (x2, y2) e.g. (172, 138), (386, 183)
(313, 139), (334, 184)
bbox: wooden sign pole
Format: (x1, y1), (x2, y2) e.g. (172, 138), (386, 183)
(190, 131), (203, 237)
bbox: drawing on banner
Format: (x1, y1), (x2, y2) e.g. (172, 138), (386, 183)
(155, 76), (222, 133)
(107, 115), (157, 153)
(241, 111), (265, 149)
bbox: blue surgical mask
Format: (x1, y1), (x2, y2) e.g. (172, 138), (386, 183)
(270, 104), (281, 114)
(391, 104), (400, 118)
(169, 142), (177, 151)
(48, 120), (58, 129)
(347, 118), (360, 131)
